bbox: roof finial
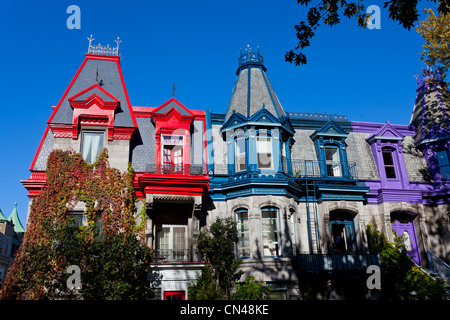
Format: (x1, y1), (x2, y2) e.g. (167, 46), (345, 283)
(171, 82), (176, 97)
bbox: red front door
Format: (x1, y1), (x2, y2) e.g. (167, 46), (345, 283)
(164, 291), (185, 300)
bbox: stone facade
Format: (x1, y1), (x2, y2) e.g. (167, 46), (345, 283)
(22, 44), (450, 300)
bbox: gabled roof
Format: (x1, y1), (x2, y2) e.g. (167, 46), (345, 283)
(366, 121), (404, 143)
(153, 98), (193, 117)
(310, 120), (348, 140)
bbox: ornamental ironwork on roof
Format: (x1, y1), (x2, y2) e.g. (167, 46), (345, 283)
(87, 34), (121, 56)
(238, 45), (265, 71)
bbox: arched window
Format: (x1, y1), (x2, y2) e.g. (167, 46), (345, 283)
(261, 207), (281, 257)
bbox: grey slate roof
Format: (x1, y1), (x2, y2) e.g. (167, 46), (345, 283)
(50, 58), (135, 127)
(131, 117), (155, 172)
(224, 64), (286, 122)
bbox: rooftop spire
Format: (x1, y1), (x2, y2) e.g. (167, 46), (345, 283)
(224, 46), (285, 122)
(8, 202), (25, 233)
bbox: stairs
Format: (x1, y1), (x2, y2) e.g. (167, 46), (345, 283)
(426, 250), (450, 299)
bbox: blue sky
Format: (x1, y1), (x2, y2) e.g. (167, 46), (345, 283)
(0, 0), (439, 226)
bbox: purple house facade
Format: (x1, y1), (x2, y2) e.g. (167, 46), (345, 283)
(350, 70), (450, 268)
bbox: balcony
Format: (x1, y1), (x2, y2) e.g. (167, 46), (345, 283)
(145, 164), (206, 176)
(297, 253), (380, 272)
(153, 249), (203, 264)
(291, 160), (358, 180)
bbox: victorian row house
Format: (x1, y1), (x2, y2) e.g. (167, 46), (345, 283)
(21, 39), (450, 300)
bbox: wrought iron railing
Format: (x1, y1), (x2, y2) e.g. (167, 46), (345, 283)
(153, 249), (203, 263)
(427, 250), (450, 284)
(291, 160), (358, 179)
(297, 253), (380, 271)
(145, 164), (206, 176)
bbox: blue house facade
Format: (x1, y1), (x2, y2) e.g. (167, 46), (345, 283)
(205, 47), (450, 299)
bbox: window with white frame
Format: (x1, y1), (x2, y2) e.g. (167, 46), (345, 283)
(261, 207), (281, 257)
(325, 146), (341, 177)
(235, 209), (250, 258)
(257, 132), (273, 169)
(156, 224), (187, 261)
(81, 131), (104, 164)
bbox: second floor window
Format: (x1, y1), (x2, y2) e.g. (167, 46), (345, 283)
(257, 133), (273, 170)
(81, 131), (104, 164)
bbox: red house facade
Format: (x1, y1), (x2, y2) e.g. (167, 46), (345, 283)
(21, 41), (209, 300)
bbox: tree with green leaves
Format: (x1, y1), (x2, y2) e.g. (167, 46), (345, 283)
(192, 217), (242, 299)
(286, 0), (450, 66)
(231, 275), (270, 300)
(416, 6), (450, 81)
(366, 223), (446, 300)
(0, 149), (153, 300)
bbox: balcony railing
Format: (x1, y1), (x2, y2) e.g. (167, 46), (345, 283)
(291, 160), (358, 179)
(153, 249), (203, 263)
(145, 164), (206, 176)
(297, 253), (380, 271)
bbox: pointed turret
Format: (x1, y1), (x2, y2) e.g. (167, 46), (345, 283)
(410, 69), (450, 143)
(8, 202), (25, 233)
(224, 46), (286, 122)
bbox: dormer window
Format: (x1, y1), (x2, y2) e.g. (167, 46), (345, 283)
(325, 146), (342, 177)
(234, 134), (246, 172)
(162, 135), (184, 172)
(382, 148), (397, 179)
(257, 132), (273, 169)
(81, 131), (104, 164)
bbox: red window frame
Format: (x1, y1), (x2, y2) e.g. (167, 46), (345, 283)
(164, 291), (185, 300)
